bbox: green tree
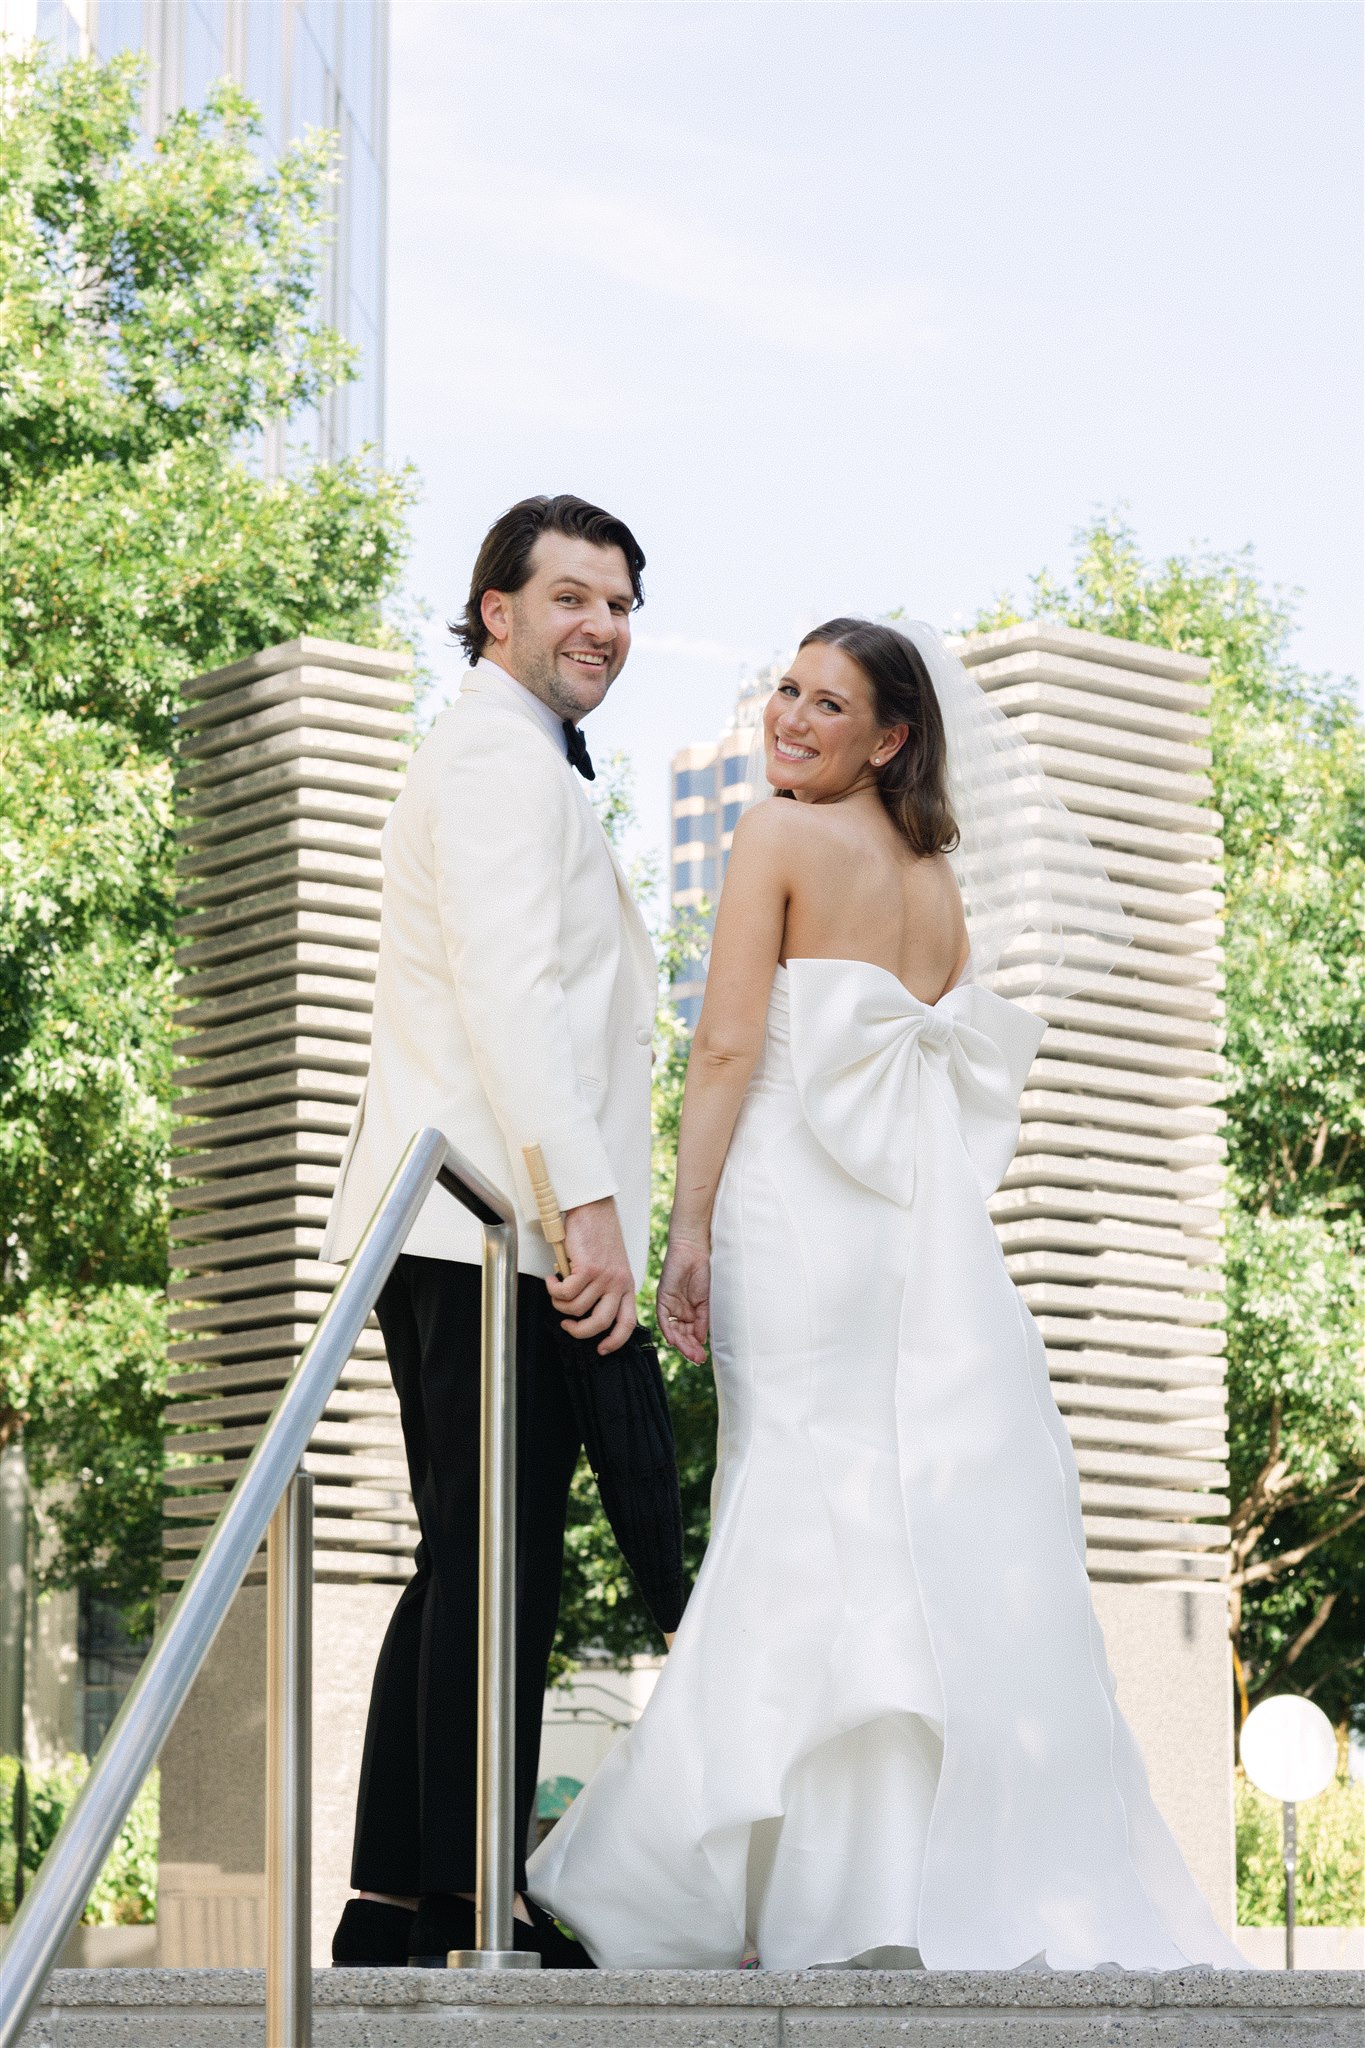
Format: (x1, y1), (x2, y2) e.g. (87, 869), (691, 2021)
(0, 47), (416, 1634)
(977, 515), (1365, 1728)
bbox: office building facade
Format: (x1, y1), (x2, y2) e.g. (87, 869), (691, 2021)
(4, 0), (387, 464)
(668, 667), (778, 1027)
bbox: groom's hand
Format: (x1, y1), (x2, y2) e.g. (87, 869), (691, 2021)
(548, 1196), (637, 1355)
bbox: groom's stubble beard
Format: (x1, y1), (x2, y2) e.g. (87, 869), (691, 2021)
(519, 643), (626, 722)
(514, 645), (592, 722)
(506, 612), (628, 723)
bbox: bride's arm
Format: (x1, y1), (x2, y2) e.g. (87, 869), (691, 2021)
(657, 803), (794, 1363)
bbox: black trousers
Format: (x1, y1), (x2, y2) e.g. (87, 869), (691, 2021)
(350, 1254), (581, 1897)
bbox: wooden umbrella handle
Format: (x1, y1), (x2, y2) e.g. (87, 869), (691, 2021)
(522, 1144), (572, 1277)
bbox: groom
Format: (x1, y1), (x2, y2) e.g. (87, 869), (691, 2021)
(321, 495), (658, 1966)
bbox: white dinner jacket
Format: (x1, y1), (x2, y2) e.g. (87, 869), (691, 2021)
(320, 661), (658, 1283)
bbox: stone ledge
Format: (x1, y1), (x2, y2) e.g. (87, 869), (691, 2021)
(19, 1966), (1363, 2047)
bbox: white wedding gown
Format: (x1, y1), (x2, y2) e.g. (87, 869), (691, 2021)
(528, 959), (1245, 1971)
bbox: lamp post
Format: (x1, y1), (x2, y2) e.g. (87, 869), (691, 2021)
(1239, 1693), (1338, 1969)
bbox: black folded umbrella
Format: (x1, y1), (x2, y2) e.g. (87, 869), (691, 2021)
(550, 1318), (689, 1636)
(523, 1144), (688, 1635)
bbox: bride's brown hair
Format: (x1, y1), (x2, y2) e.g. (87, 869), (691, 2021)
(797, 618), (959, 859)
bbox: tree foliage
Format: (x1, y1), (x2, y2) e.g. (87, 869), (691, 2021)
(0, 1287), (167, 1629)
(1, 1754), (159, 1924)
(978, 515), (1365, 1727)
(0, 46), (416, 1628)
(553, 756), (716, 1674)
(1235, 1768), (1364, 1928)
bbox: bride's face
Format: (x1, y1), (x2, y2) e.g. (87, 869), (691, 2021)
(764, 644), (906, 801)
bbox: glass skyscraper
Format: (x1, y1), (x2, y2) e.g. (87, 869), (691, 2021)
(8, 0), (388, 464)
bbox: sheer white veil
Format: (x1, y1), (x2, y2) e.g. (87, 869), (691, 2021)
(739, 619), (1131, 998)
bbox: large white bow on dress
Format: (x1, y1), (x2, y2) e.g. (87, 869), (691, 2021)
(784, 960), (1046, 1207)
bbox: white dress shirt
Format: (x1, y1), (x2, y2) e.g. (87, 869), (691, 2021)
(477, 656), (570, 758)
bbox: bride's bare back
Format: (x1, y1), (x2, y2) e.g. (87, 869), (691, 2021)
(688, 790), (969, 1099)
(777, 793), (969, 1005)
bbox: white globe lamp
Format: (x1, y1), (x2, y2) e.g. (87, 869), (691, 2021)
(1239, 1694), (1338, 1968)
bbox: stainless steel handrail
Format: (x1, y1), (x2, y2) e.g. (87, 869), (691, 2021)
(265, 1471), (314, 2044)
(0, 1127), (530, 2048)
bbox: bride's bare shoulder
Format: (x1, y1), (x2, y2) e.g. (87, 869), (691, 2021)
(727, 798), (837, 891)
(730, 797), (829, 853)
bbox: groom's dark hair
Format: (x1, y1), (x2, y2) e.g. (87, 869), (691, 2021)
(453, 494), (646, 661)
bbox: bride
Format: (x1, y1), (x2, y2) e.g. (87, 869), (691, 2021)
(527, 618), (1245, 1972)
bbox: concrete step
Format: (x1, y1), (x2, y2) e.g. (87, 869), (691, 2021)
(21, 1966), (1364, 2046)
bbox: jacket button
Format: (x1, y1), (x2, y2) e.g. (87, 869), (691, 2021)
(635, 1025), (652, 1046)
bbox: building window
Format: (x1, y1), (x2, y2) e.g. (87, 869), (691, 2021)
(304, 0), (342, 71)
(182, 0), (229, 109)
(341, 0), (378, 148)
(36, 1), (83, 57)
(673, 993), (703, 1030)
(722, 799), (744, 835)
(673, 858), (716, 895)
(674, 811), (709, 847)
(675, 765), (715, 802)
(722, 754), (749, 786)
(244, 0), (285, 153)
(97, 1), (143, 58)
(77, 1590), (149, 1760)
(291, 13), (332, 138)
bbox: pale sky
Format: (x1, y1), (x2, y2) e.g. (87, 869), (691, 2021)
(385, 0), (1363, 890)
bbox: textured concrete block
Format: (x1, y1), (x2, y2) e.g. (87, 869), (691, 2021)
(986, 667), (1210, 735)
(783, 2022), (1354, 2046)
(1236, 1927), (1364, 1968)
(783, 2023), (1147, 2046)
(181, 635), (413, 700)
(1092, 1583), (1237, 1934)
(156, 1581), (404, 1965)
(958, 625), (1211, 701)
(180, 696), (411, 761)
(21, 1971), (1364, 2048)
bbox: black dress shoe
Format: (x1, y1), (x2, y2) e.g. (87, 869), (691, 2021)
(408, 1891), (476, 1967)
(525, 1896), (595, 1968)
(331, 1897), (415, 1966)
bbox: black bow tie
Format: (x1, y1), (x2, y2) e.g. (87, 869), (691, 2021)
(563, 720), (595, 781)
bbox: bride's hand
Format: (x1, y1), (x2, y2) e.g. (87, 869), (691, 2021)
(656, 1237), (711, 1365)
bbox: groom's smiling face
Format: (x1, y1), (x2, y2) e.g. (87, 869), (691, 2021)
(481, 532), (635, 722)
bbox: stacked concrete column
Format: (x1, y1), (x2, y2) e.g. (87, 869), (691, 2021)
(159, 635), (416, 1963)
(958, 620), (1234, 1925)
(164, 635), (417, 1586)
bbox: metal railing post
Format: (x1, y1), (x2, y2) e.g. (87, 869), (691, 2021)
(266, 1470), (313, 2045)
